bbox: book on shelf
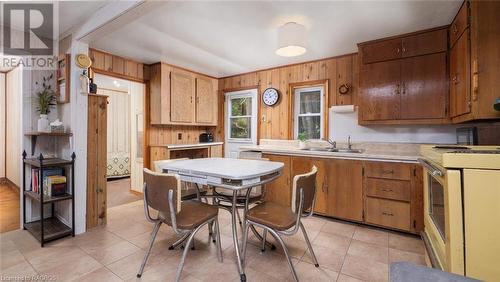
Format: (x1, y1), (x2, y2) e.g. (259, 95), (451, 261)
(30, 168), (64, 193)
(43, 175), (67, 197)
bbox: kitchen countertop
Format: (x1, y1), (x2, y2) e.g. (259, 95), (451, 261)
(150, 142), (223, 149)
(240, 140), (423, 163)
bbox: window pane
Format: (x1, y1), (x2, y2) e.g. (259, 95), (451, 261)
(231, 97), (252, 116)
(299, 91), (321, 114)
(230, 117), (251, 139)
(298, 116), (321, 139)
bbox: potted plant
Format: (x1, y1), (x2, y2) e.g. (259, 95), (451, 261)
(35, 74), (57, 132)
(297, 132), (309, 149)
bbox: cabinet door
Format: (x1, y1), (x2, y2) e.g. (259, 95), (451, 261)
(449, 32), (471, 118)
(359, 60), (401, 121)
(291, 157), (327, 215)
(262, 154), (291, 207)
(400, 53), (447, 119)
(104, 54), (113, 72)
(195, 77), (217, 124)
(402, 29), (447, 58)
(325, 159), (363, 221)
(360, 38), (402, 64)
(170, 71), (195, 123)
(450, 2), (469, 47)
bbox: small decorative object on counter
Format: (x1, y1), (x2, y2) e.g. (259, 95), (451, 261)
(297, 132), (309, 149)
(35, 74), (57, 132)
(50, 119), (65, 133)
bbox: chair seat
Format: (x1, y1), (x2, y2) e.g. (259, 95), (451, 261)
(161, 201), (218, 230)
(246, 202), (296, 231)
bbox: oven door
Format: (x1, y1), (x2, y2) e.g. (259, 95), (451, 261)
(419, 158), (464, 275)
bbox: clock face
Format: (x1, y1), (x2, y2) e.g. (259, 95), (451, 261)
(262, 88), (280, 106)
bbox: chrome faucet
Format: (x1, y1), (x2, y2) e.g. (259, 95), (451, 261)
(348, 135), (352, 150)
(327, 138), (337, 149)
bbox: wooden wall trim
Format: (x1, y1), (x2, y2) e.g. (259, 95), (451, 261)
(221, 52), (358, 80)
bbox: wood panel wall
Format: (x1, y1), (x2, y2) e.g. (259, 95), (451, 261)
(219, 53), (358, 140)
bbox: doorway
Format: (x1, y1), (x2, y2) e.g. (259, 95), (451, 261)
(224, 89), (258, 158)
(93, 74), (144, 208)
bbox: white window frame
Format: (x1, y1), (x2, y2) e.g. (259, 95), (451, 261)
(293, 86), (324, 140)
(226, 91), (256, 142)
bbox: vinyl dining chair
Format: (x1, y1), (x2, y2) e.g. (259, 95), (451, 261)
(137, 168), (223, 281)
(241, 166), (320, 282)
(154, 158), (208, 201)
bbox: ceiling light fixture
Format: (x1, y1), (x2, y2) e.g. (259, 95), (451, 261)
(276, 22), (307, 57)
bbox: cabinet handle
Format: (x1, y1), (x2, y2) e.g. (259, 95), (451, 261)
(452, 23), (458, 34)
(396, 48), (400, 54)
(402, 82), (406, 95)
(382, 170), (394, 174)
(382, 211), (394, 216)
(381, 188), (393, 192)
(402, 42), (406, 54)
(395, 84), (400, 95)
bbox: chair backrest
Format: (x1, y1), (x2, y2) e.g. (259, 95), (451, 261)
(291, 166), (317, 214)
(154, 158), (189, 173)
(143, 168), (181, 214)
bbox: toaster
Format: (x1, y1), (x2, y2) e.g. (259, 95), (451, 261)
(199, 133), (214, 143)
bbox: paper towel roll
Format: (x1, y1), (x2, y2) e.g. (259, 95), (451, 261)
(331, 105), (355, 113)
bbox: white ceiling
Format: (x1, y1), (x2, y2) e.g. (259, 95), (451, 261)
(89, 1), (462, 78)
(59, 1), (108, 36)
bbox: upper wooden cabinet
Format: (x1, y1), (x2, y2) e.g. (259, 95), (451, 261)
(450, 1), (500, 123)
(149, 63), (218, 126)
(89, 48), (144, 82)
(359, 29), (447, 64)
(450, 1), (469, 47)
(358, 27), (449, 124)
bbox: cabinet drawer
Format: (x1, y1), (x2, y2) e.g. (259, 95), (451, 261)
(366, 178), (411, 202)
(450, 2), (469, 47)
(364, 162), (411, 180)
(365, 197), (410, 231)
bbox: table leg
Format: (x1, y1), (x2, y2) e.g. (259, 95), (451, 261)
(231, 190), (246, 281)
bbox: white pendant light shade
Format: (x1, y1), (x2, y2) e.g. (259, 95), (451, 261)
(276, 22), (307, 57)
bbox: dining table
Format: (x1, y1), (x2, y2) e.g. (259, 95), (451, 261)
(159, 157), (284, 282)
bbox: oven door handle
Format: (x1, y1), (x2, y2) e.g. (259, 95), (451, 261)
(418, 158), (444, 177)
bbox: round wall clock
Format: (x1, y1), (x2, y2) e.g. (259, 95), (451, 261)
(262, 87), (280, 106)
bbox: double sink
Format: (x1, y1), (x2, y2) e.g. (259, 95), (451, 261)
(302, 147), (364, 154)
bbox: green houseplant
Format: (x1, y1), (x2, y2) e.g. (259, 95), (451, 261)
(297, 131), (309, 149)
(35, 74), (57, 132)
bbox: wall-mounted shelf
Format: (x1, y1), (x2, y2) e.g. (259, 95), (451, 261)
(24, 132), (73, 156)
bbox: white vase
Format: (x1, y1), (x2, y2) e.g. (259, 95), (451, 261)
(298, 141), (308, 149)
(37, 114), (50, 132)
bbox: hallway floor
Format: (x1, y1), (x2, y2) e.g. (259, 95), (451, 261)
(107, 178), (142, 208)
(0, 200), (427, 281)
(0, 181), (19, 233)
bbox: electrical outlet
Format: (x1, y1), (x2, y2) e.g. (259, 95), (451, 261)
(178, 133), (182, 140)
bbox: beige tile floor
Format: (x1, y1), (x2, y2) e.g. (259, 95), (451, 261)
(0, 200), (427, 281)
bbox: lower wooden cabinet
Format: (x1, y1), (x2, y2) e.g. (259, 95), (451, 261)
(262, 154), (291, 207)
(260, 153), (423, 234)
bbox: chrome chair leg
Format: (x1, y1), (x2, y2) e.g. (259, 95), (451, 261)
(300, 221), (319, 267)
(261, 229), (267, 252)
(214, 218), (223, 263)
(175, 222), (207, 282)
(169, 232), (190, 250)
(241, 222), (250, 267)
(236, 208), (243, 225)
(137, 221), (162, 278)
(268, 228), (299, 282)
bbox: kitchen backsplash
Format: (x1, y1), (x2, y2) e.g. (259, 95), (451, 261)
(329, 106), (459, 144)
